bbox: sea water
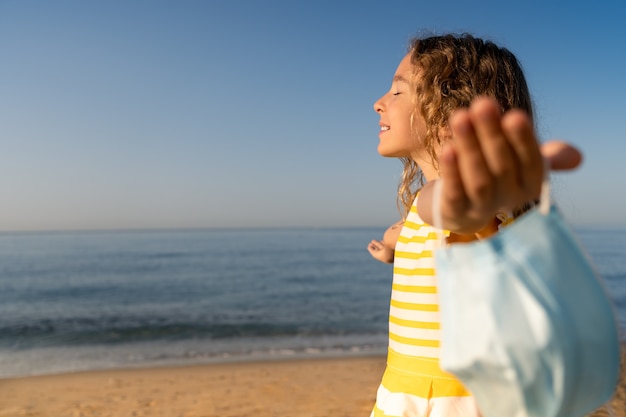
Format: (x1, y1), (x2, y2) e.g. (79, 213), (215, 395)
(0, 227), (624, 378)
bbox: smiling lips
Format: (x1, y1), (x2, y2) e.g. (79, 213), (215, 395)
(380, 125), (390, 132)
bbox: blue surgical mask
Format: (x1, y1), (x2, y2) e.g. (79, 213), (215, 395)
(433, 179), (621, 417)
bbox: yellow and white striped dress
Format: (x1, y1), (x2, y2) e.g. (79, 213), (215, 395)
(371, 198), (480, 417)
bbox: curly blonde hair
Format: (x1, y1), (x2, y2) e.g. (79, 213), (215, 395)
(397, 33), (534, 218)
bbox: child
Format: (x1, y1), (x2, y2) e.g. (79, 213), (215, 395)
(368, 34), (581, 417)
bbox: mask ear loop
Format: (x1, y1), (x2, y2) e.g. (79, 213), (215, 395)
(432, 179), (445, 247)
(539, 157), (551, 216)
(432, 156), (552, 246)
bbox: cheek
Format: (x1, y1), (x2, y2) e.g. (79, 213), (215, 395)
(410, 114), (429, 140)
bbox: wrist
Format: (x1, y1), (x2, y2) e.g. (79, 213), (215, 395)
(474, 218), (499, 239)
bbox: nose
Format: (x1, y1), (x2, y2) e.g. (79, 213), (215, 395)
(373, 96), (384, 113)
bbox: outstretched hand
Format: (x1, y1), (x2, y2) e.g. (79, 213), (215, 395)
(437, 97), (582, 236)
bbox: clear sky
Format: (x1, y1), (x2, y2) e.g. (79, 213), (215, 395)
(1, 1), (625, 231)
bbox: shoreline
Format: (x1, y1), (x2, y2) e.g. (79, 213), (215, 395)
(0, 337), (388, 380)
(0, 348), (388, 381)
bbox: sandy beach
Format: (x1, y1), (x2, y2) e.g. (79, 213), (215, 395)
(0, 355), (386, 417)
(1, 350), (624, 417)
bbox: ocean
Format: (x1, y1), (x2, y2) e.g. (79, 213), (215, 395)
(1, 227), (625, 379)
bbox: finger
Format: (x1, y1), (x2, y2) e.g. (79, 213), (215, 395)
(501, 110), (543, 199)
(541, 140), (582, 170)
(368, 240), (382, 250)
(448, 109), (494, 207)
(468, 98), (519, 191)
(439, 143), (468, 217)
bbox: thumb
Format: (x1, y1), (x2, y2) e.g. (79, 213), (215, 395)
(541, 140), (582, 171)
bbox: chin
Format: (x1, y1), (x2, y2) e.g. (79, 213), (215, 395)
(377, 144), (391, 157)
(377, 146), (402, 158)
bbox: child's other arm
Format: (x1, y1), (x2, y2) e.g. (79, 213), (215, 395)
(367, 221), (403, 263)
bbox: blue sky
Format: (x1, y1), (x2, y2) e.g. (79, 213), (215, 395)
(1, 1), (624, 231)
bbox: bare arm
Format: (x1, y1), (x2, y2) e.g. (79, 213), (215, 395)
(367, 221), (404, 263)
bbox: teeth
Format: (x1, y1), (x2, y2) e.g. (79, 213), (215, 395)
(380, 126), (390, 131)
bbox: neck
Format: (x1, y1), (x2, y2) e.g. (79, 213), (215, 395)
(413, 154), (439, 182)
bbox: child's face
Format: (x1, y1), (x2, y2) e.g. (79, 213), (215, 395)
(373, 54), (427, 160)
